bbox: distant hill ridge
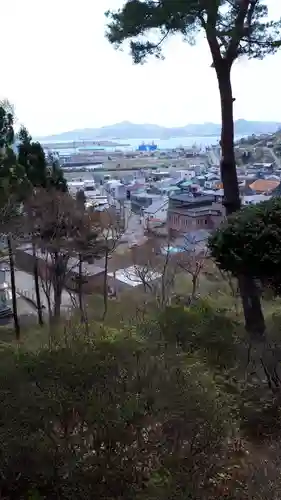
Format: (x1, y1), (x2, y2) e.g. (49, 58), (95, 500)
(38, 119), (281, 142)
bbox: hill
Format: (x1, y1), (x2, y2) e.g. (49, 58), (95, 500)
(38, 119), (281, 142)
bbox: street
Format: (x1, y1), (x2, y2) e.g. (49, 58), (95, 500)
(5, 268), (73, 313)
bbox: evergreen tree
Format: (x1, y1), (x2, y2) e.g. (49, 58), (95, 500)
(17, 126), (67, 192)
(46, 152), (68, 192)
(105, 0), (281, 336)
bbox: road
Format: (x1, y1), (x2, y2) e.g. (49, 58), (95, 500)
(208, 147), (220, 166)
(5, 269), (73, 313)
(265, 147), (281, 168)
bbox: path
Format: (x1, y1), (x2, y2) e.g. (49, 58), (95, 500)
(6, 269), (73, 313)
(208, 147), (220, 166)
(265, 147), (281, 168)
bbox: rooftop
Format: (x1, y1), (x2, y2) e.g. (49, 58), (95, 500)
(144, 198), (169, 215)
(108, 266), (161, 288)
(170, 193), (216, 204)
(249, 179), (280, 193)
(18, 244), (105, 277)
(169, 207), (221, 217)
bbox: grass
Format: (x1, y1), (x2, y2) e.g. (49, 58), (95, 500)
(3, 258), (281, 352)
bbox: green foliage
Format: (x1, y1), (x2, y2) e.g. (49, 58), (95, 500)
(0, 104), (14, 148)
(158, 300), (238, 370)
(106, 0), (281, 64)
(209, 197), (281, 292)
(0, 107), (30, 212)
(0, 335), (231, 499)
(47, 152), (68, 192)
(17, 126), (67, 192)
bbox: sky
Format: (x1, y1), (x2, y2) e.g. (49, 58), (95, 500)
(2, 0), (281, 136)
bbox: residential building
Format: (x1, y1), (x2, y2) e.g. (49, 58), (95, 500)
(242, 194), (272, 205)
(131, 192), (163, 214)
(14, 245), (106, 294)
(168, 193), (224, 236)
(249, 179), (280, 194)
(204, 173), (222, 189)
(105, 179), (126, 201)
(201, 189), (224, 203)
(170, 169), (195, 181)
(143, 198), (169, 232)
(252, 162), (274, 171)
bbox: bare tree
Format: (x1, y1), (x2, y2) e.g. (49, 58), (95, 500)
(218, 268), (240, 316)
(0, 198), (23, 339)
(26, 189), (102, 326)
(124, 263), (157, 294)
(126, 240), (178, 308)
(157, 240), (178, 308)
(73, 210), (103, 326)
(99, 206), (131, 320)
(7, 234), (19, 338)
(177, 236), (207, 303)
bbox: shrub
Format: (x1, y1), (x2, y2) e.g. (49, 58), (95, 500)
(158, 300), (238, 370)
(0, 334), (231, 499)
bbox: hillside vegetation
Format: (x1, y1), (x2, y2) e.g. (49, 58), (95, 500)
(1, 259), (281, 499)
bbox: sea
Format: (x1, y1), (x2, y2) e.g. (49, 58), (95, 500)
(45, 135), (245, 155)
(109, 136), (222, 150)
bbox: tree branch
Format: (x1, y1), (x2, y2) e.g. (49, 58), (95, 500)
(226, 0), (252, 64)
(205, 3), (222, 66)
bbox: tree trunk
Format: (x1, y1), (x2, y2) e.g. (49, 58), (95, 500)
(191, 276), (197, 301)
(51, 252), (64, 323)
(78, 253), (87, 326)
(78, 254), (83, 311)
(102, 250), (109, 321)
(7, 235), (20, 340)
(32, 240), (44, 326)
(216, 62), (265, 338)
(53, 282), (62, 321)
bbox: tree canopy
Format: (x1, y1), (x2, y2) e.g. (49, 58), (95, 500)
(0, 106), (29, 212)
(209, 197), (281, 293)
(106, 0), (281, 65)
(17, 126), (67, 192)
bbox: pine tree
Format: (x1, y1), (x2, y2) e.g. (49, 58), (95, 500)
(105, 0), (281, 336)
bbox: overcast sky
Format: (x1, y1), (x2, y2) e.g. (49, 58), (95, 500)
(2, 0), (281, 135)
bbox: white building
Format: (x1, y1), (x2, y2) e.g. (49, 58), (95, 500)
(105, 179), (126, 202)
(68, 179), (99, 198)
(242, 194), (272, 205)
(170, 169), (195, 181)
(143, 198), (169, 230)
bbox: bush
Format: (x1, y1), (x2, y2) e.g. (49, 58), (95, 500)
(0, 334), (231, 499)
(158, 300), (238, 370)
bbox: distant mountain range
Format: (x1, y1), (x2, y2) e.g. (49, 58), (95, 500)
(38, 119), (281, 142)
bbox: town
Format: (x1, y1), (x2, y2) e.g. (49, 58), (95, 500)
(49, 132), (281, 246)
(3, 0), (281, 498)
(2, 131), (281, 323)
